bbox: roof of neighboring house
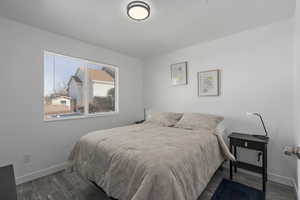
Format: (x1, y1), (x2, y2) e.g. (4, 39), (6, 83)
(67, 75), (82, 91)
(71, 75), (82, 83)
(67, 68), (114, 91)
(88, 68), (114, 82)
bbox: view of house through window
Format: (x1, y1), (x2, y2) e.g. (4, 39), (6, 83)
(44, 52), (118, 120)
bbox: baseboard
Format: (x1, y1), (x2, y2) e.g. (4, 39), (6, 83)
(225, 166), (298, 198)
(268, 172), (296, 187)
(223, 165), (296, 187)
(14, 161), (299, 198)
(15, 162), (67, 185)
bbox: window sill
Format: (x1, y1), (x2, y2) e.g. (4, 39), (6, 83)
(44, 111), (119, 122)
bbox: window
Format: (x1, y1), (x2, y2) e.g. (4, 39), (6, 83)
(44, 51), (118, 120)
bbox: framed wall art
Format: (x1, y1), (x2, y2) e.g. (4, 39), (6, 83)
(170, 62), (188, 86)
(198, 69), (220, 96)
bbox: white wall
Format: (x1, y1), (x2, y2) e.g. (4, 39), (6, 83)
(294, 0), (300, 197)
(143, 19), (296, 186)
(0, 17), (144, 183)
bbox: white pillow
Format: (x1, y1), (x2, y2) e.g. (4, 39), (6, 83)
(174, 112), (224, 130)
(146, 112), (183, 127)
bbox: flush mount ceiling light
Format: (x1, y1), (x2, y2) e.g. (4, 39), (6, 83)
(127, 1), (150, 21)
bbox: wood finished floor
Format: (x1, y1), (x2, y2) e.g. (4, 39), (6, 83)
(17, 169), (296, 200)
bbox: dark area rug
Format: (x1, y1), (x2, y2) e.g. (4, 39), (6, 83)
(211, 179), (264, 200)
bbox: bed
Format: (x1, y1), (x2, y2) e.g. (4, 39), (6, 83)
(68, 112), (234, 200)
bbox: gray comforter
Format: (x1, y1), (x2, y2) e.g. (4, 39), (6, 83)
(68, 123), (227, 200)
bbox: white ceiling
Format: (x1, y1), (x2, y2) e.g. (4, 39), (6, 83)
(0, 0), (295, 58)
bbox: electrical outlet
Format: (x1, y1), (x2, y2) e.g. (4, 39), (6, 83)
(23, 155), (31, 164)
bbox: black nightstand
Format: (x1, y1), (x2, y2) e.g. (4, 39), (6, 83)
(228, 132), (269, 193)
(0, 165), (17, 200)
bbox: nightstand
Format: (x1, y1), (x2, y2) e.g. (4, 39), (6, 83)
(0, 165), (17, 200)
(228, 132), (269, 193)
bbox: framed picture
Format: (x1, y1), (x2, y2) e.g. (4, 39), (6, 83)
(198, 69), (220, 96)
(170, 62), (188, 86)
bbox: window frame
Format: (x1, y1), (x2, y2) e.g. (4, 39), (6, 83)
(43, 51), (119, 122)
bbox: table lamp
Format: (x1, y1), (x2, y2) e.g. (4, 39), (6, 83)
(246, 112), (269, 140)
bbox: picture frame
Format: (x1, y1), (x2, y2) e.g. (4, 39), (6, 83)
(198, 69), (220, 96)
(170, 62), (188, 86)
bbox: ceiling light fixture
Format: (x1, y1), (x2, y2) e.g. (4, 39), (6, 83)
(127, 1), (150, 21)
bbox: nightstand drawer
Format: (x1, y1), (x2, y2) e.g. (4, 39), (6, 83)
(230, 138), (265, 151)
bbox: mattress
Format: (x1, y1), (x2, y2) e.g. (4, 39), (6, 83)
(68, 123), (229, 200)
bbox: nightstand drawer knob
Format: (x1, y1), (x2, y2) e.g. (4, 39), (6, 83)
(245, 142), (248, 147)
